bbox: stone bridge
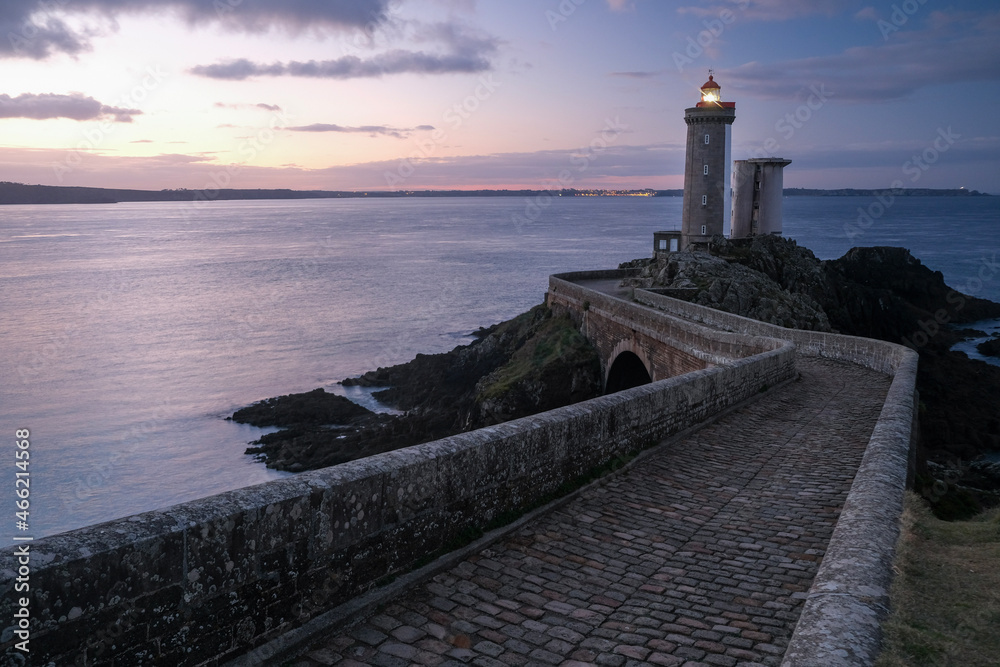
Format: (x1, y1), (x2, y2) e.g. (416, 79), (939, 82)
(0, 270), (918, 667)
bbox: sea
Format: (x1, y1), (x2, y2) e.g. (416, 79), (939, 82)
(1, 195), (998, 541)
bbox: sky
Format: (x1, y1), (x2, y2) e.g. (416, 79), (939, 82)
(0, 0), (998, 192)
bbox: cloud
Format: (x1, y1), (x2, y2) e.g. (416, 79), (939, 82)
(192, 49), (493, 80)
(677, 0), (858, 21)
(724, 10), (1000, 102)
(749, 135), (1000, 174)
(0, 92), (141, 122)
(854, 6), (879, 21)
(610, 70), (661, 79)
(284, 123), (436, 139)
(4, 134), (997, 192)
(607, 0), (635, 11)
(214, 102), (283, 111)
(191, 21), (498, 81)
(0, 143), (684, 191)
(0, 0), (395, 59)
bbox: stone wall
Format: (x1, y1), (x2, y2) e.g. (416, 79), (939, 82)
(0, 281), (796, 666)
(630, 284), (920, 667)
(547, 272), (788, 384)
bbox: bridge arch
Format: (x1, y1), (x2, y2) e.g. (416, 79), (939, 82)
(605, 340), (654, 393)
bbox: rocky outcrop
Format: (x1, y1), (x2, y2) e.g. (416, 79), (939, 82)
(978, 337), (1000, 357)
(623, 239), (832, 331)
(235, 305), (602, 472)
(229, 388), (372, 428)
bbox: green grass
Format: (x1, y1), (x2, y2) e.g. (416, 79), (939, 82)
(477, 314), (596, 401)
(876, 492), (1000, 667)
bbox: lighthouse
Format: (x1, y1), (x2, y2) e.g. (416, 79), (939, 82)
(680, 73), (735, 250)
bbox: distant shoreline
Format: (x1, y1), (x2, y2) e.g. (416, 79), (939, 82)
(0, 181), (991, 206)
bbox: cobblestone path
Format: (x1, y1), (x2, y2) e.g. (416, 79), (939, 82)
(292, 358), (891, 667)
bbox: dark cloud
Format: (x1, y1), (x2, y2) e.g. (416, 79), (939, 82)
(763, 136), (1000, 171)
(677, 0), (857, 21)
(0, 92), (141, 122)
(0, 12), (89, 59)
(191, 19), (498, 80)
(0, 0), (394, 59)
(192, 50), (492, 80)
(285, 123), (436, 139)
(343, 144), (684, 187)
(724, 10), (1000, 102)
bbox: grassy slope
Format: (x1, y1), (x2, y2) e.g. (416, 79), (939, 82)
(877, 493), (1000, 666)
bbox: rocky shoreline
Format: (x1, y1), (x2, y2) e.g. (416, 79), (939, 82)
(231, 305), (601, 472)
(231, 236), (1000, 517)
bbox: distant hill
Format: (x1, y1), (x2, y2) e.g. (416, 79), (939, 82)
(784, 187), (989, 197)
(0, 182), (989, 205)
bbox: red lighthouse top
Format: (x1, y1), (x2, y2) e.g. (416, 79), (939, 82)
(696, 74), (735, 108)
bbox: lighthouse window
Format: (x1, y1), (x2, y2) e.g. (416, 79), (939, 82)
(704, 134), (710, 144)
(703, 164), (709, 175)
(701, 225), (707, 235)
(701, 195), (707, 205)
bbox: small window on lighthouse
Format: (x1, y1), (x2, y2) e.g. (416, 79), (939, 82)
(701, 195), (707, 205)
(704, 134), (710, 144)
(701, 225), (707, 235)
(703, 164), (709, 175)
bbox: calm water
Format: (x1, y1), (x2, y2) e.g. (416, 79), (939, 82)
(1, 196), (998, 540)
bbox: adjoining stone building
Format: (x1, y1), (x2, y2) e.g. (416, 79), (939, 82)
(731, 157), (792, 239)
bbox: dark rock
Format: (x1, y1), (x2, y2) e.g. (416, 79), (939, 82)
(977, 337), (1000, 357)
(230, 388), (372, 427)
(623, 236), (832, 331)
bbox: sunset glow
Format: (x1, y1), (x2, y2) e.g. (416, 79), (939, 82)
(1, 0), (998, 192)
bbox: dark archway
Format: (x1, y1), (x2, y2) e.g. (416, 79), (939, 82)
(605, 351), (652, 394)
